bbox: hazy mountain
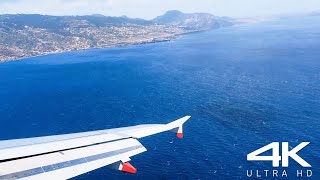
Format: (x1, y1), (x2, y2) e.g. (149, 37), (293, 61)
(153, 10), (234, 30)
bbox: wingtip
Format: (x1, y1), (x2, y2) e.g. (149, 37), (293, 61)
(178, 115), (191, 122)
(167, 115), (191, 128)
(180, 115), (191, 123)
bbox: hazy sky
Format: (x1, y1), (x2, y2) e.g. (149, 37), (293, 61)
(0, 0), (319, 19)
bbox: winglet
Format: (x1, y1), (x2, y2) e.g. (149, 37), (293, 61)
(167, 116), (191, 139)
(176, 132), (183, 139)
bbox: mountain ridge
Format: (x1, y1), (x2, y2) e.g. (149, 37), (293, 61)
(153, 10), (234, 30)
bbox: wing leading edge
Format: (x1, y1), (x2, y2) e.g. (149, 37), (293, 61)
(0, 116), (191, 180)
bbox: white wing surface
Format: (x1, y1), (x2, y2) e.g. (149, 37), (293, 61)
(0, 116), (190, 180)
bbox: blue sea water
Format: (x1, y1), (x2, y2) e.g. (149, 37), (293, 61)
(0, 15), (319, 179)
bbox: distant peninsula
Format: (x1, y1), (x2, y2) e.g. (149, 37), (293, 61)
(0, 10), (237, 62)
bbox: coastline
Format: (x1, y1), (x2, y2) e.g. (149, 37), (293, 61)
(0, 30), (205, 63)
(0, 12), (238, 63)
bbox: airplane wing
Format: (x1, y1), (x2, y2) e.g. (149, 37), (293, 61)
(0, 116), (190, 180)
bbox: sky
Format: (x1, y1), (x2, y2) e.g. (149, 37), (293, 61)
(0, 0), (319, 19)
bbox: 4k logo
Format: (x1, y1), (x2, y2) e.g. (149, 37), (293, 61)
(247, 142), (311, 167)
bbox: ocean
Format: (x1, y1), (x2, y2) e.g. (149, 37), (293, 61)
(0, 15), (319, 179)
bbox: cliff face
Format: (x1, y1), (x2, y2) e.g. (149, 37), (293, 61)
(0, 11), (235, 62)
